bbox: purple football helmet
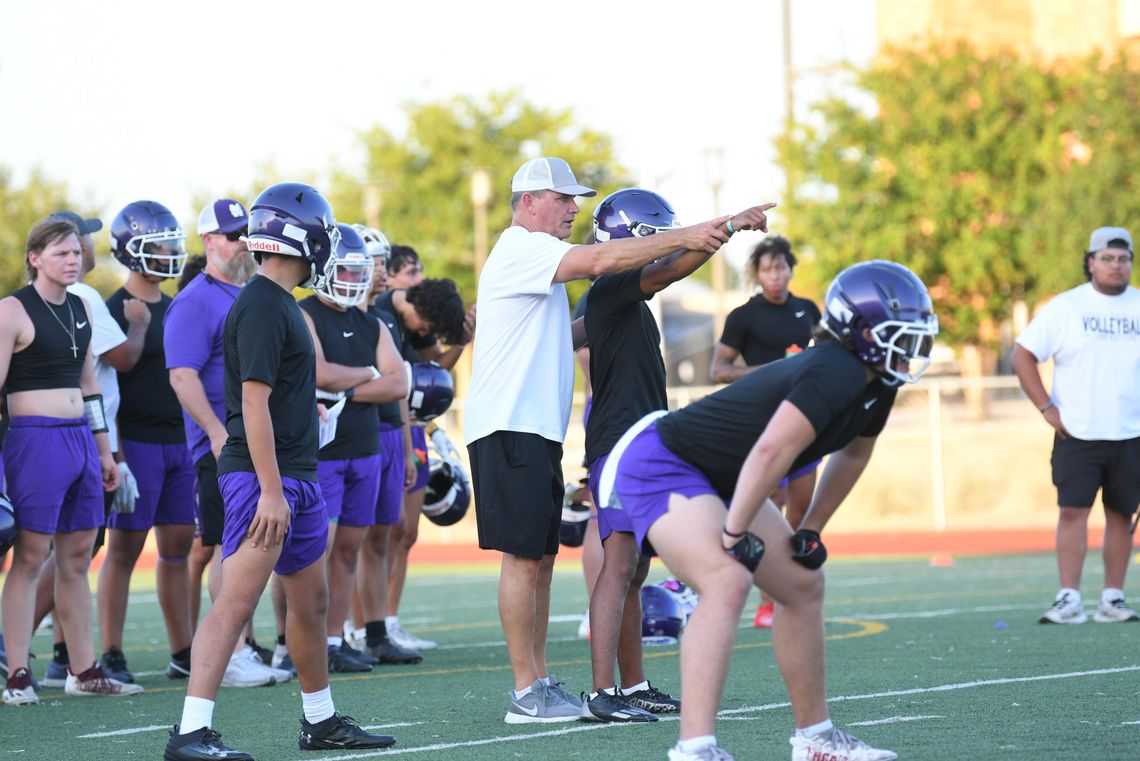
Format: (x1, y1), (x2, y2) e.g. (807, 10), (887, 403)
(593, 188), (680, 242)
(408, 361), (455, 421)
(0, 493), (16, 554)
(641, 585), (685, 645)
(109, 200), (187, 278)
(318, 223), (374, 308)
(423, 456), (471, 526)
(821, 260), (939, 386)
(246, 182), (340, 289)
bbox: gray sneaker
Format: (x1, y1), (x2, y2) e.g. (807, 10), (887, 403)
(543, 673), (582, 709)
(504, 679), (580, 724)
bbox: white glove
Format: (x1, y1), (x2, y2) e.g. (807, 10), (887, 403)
(112, 461), (140, 514)
(316, 388), (346, 405)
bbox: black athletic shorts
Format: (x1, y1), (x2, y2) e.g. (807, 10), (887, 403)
(195, 452), (225, 546)
(468, 431), (563, 560)
(1051, 435), (1140, 515)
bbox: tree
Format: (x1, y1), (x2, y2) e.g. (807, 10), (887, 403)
(778, 43), (1140, 368)
(328, 92), (628, 305)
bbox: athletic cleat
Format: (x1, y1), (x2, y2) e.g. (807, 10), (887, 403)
(1039, 591), (1087, 624)
(754, 600), (776, 629)
(221, 649), (276, 688)
(366, 638), (423, 665)
(167, 653), (192, 679)
(298, 713), (395, 750)
(386, 621), (437, 651)
(65, 663), (145, 697)
(1093, 596), (1140, 623)
(100, 647), (134, 683)
(43, 658), (70, 688)
(621, 681), (681, 713)
(247, 645), (292, 683)
(580, 690), (657, 722)
(790, 727), (897, 761)
(3, 667), (39, 705)
(504, 679), (581, 724)
(328, 643), (373, 673)
(668, 743), (735, 760)
(544, 673), (583, 708)
(340, 639), (379, 666)
(164, 725), (254, 761)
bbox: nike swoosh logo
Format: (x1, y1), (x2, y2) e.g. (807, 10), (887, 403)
(76, 321), (88, 329)
(864, 398), (877, 409)
(343, 331), (354, 338)
(517, 704), (540, 716)
(794, 311), (806, 318)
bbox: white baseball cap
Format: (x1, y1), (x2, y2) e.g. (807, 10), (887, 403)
(511, 157), (597, 197)
(1088, 226), (1133, 253)
(197, 199), (249, 236)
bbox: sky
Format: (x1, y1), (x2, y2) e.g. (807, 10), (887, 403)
(0, 0), (875, 268)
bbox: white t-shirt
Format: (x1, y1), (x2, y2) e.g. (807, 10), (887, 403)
(464, 226), (575, 445)
(1016, 282), (1140, 440)
(68, 281), (126, 451)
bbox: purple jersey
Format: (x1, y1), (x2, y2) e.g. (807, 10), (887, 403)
(164, 273), (240, 462)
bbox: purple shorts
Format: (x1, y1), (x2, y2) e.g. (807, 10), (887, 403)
(218, 471), (327, 576)
(3, 416), (103, 534)
(319, 454), (381, 527)
(109, 439), (197, 531)
(778, 458), (821, 489)
(408, 426), (429, 493)
(588, 454), (636, 544)
(375, 425), (405, 525)
(612, 424), (719, 549)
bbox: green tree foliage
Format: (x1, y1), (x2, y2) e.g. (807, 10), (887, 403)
(0, 167), (91, 296)
(778, 43), (1140, 350)
(328, 92), (628, 305)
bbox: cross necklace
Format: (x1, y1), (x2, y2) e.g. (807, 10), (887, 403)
(35, 287), (78, 358)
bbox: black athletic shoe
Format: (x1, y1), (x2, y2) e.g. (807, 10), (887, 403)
(245, 638), (274, 666)
(164, 725), (254, 761)
(620, 682), (681, 713)
(366, 639), (422, 665)
(167, 652), (192, 679)
(100, 647), (134, 684)
(580, 690), (658, 722)
(298, 713), (395, 750)
(327, 644), (373, 673)
(339, 640), (378, 666)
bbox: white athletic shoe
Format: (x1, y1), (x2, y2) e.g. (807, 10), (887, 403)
(668, 744), (735, 760)
(1039, 590), (1088, 624)
(221, 648), (277, 688)
(246, 644), (292, 683)
(790, 727), (896, 761)
(387, 621), (437, 651)
(1093, 596), (1140, 623)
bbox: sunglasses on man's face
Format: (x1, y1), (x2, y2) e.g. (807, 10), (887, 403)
(216, 230), (244, 242)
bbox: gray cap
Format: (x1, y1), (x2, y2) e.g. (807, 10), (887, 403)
(1088, 226), (1132, 253)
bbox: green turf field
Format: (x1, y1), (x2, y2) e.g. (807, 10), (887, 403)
(3, 553), (1139, 760)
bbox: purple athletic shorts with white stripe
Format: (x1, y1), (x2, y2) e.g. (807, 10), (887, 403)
(3, 416), (103, 534)
(218, 471), (327, 576)
(319, 453), (381, 527)
(375, 425), (405, 525)
(612, 423), (719, 550)
(110, 439), (197, 530)
(588, 454), (635, 543)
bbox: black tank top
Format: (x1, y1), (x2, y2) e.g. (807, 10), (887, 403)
(6, 285), (91, 392)
(299, 296), (382, 460)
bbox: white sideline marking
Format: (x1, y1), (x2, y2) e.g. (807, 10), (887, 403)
(849, 715), (944, 726)
(79, 725), (169, 738)
(364, 721), (429, 730)
(280, 665), (1140, 759)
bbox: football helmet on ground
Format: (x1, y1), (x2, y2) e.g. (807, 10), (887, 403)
(641, 585), (685, 645)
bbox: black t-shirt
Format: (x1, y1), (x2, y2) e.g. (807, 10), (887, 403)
(584, 270), (666, 465)
(299, 295), (381, 461)
(366, 297), (406, 427)
(656, 342), (896, 500)
(719, 293), (821, 366)
(107, 289), (185, 444)
(217, 275), (318, 481)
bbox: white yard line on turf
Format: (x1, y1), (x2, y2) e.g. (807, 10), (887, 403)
(79, 725), (170, 738)
(848, 715), (945, 726)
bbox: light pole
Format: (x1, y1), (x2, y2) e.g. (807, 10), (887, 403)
(704, 147), (727, 336)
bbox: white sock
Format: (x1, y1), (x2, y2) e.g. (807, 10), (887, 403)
(622, 679), (649, 693)
(1059, 587), (1080, 602)
(797, 718), (834, 737)
(514, 682), (535, 699)
(302, 686), (336, 724)
(179, 696), (215, 735)
(327, 636), (341, 648)
(677, 736), (717, 753)
(1103, 587), (1124, 603)
(385, 616), (399, 629)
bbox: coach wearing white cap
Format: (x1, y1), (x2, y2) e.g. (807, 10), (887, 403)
(464, 156), (751, 724)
